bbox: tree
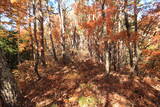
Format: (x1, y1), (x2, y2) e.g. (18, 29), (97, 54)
(0, 48), (33, 107)
(46, 0), (58, 62)
(38, 0), (46, 67)
(58, 0), (67, 63)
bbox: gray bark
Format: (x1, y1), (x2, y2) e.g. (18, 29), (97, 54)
(58, 0), (67, 62)
(39, 0), (46, 67)
(0, 49), (35, 107)
(0, 49), (23, 107)
(33, 0), (41, 79)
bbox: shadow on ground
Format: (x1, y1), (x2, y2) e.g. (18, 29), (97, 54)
(16, 59), (160, 107)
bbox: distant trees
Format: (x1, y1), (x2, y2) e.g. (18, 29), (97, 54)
(0, 0), (159, 105)
(75, 0), (160, 73)
(0, 0), (159, 70)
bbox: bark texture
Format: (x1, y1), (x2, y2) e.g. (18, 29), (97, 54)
(0, 49), (34, 107)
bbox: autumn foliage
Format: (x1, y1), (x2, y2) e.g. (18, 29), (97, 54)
(0, 0), (160, 107)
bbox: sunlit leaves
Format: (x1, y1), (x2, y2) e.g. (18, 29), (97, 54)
(10, 0), (18, 3)
(10, 0), (27, 3)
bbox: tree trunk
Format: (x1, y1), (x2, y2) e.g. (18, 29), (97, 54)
(124, 0), (134, 68)
(33, 0), (41, 79)
(134, 0), (139, 72)
(29, 6), (34, 60)
(128, 45), (134, 67)
(0, 49), (23, 107)
(46, 1), (58, 62)
(39, 0), (46, 67)
(105, 41), (111, 73)
(116, 41), (121, 71)
(0, 49), (35, 107)
(58, 0), (67, 63)
(72, 27), (80, 50)
(100, 0), (111, 73)
(112, 43), (117, 71)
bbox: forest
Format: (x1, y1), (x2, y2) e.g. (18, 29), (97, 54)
(0, 0), (160, 107)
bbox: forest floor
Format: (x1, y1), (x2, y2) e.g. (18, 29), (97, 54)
(12, 57), (160, 107)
